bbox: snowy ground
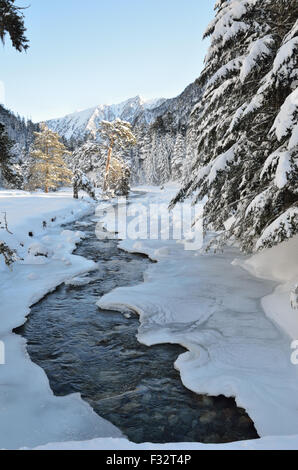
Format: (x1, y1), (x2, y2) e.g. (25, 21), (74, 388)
(0, 189), (123, 449)
(236, 236), (298, 340)
(28, 434), (298, 451)
(1, 186), (298, 450)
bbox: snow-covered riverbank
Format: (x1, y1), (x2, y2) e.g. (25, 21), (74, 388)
(1, 186), (298, 450)
(0, 189), (123, 449)
(97, 186), (298, 441)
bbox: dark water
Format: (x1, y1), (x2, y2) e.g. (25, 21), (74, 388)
(15, 207), (258, 444)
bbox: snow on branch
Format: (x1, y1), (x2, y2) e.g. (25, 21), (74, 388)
(242, 93), (265, 118)
(258, 36), (298, 94)
(260, 149), (282, 179)
(194, 143), (238, 188)
(207, 57), (244, 89)
(274, 152), (293, 189)
(272, 37), (298, 76)
(229, 102), (249, 131)
(284, 19), (298, 43)
(207, 144), (238, 184)
(245, 188), (271, 217)
(240, 35), (275, 83)
(205, 0), (256, 41)
(256, 207), (298, 250)
(271, 88), (298, 149)
(209, 77), (237, 105)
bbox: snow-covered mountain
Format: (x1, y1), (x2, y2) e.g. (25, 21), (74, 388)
(46, 84), (202, 186)
(46, 96), (166, 143)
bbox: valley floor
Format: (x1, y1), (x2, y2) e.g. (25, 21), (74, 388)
(0, 186), (298, 450)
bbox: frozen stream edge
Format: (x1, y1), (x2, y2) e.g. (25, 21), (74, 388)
(1, 187), (298, 449)
(97, 186), (298, 438)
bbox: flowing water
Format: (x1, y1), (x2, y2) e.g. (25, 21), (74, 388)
(15, 200), (258, 444)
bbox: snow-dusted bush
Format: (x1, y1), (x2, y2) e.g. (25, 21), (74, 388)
(67, 141), (106, 187)
(290, 284), (298, 310)
(72, 169), (97, 200)
(0, 241), (16, 267)
(27, 242), (52, 258)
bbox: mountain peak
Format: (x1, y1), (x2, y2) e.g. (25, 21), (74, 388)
(46, 95), (166, 141)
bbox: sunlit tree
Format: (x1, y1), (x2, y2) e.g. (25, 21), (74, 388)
(98, 119), (136, 193)
(29, 124), (72, 193)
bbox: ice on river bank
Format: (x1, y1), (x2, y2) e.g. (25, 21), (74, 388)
(97, 185), (298, 439)
(1, 186), (298, 450)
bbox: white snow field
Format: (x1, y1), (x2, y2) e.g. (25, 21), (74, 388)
(1, 186), (298, 450)
(236, 236), (298, 340)
(28, 434), (298, 451)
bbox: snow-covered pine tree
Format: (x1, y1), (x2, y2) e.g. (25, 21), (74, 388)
(142, 132), (159, 184)
(129, 125), (150, 184)
(67, 141), (106, 187)
(172, 131), (186, 180)
(106, 156), (131, 196)
(182, 118), (197, 182)
(146, 115), (173, 184)
(0, 105), (37, 150)
(158, 133), (172, 184)
(0, 105), (39, 189)
(67, 139), (132, 195)
(73, 169), (97, 200)
(28, 123), (72, 192)
(0, 123), (12, 183)
(172, 0), (298, 252)
(0, 123), (23, 187)
(98, 119), (136, 194)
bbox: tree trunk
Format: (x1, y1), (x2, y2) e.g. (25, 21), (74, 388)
(45, 141), (49, 193)
(73, 181), (78, 199)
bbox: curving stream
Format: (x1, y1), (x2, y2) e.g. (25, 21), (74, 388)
(15, 200), (258, 444)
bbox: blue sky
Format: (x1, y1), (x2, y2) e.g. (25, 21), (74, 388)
(1, 0), (215, 122)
